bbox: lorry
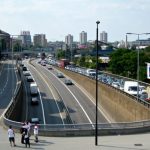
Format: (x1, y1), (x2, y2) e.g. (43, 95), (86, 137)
(30, 83), (38, 95)
(58, 59), (70, 68)
(123, 81), (142, 96)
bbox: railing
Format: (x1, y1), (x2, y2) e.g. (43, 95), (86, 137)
(3, 116), (150, 136)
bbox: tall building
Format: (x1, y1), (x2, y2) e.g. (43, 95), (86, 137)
(79, 31), (87, 45)
(20, 31), (32, 48)
(0, 29), (10, 52)
(65, 34), (73, 48)
(100, 31), (108, 43)
(33, 34), (47, 47)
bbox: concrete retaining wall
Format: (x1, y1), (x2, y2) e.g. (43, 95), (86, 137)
(57, 67), (150, 122)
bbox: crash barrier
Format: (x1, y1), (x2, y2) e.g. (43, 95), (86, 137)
(4, 81), (23, 120)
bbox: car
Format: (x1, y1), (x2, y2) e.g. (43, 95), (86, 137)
(47, 66), (53, 70)
(31, 97), (39, 105)
(64, 79), (73, 85)
(57, 72), (64, 78)
(111, 82), (120, 88)
(22, 66), (28, 71)
(27, 76), (34, 82)
(23, 71), (31, 76)
(30, 118), (40, 124)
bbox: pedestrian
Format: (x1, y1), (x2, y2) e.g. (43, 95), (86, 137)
(20, 124), (26, 144)
(24, 128), (30, 148)
(8, 125), (16, 147)
(33, 124), (39, 142)
(26, 121), (31, 137)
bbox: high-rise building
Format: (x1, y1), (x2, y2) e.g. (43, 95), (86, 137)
(65, 34), (73, 48)
(20, 31), (32, 48)
(79, 31), (87, 45)
(0, 29), (10, 52)
(33, 34), (47, 47)
(100, 31), (108, 43)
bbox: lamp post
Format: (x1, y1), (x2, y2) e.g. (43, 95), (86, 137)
(95, 20), (100, 146)
(126, 33), (150, 103)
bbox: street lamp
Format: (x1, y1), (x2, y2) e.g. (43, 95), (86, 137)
(95, 20), (100, 146)
(126, 33), (150, 103)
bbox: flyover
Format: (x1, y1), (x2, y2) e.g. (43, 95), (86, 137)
(1, 59), (150, 136)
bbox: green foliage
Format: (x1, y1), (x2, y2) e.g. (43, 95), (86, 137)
(76, 55), (102, 69)
(108, 48), (150, 81)
(56, 49), (65, 59)
(13, 43), (21, 52)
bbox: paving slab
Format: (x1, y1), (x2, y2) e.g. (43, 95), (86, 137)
(1, 125), (150, 150)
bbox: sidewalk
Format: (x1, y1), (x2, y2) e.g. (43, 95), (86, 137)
(1, 125), (150, 150)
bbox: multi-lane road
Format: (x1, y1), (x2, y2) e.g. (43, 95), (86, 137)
(0, 60), (18, 115)
(0, 58), (110, 126)
(23, 59), (110, 126)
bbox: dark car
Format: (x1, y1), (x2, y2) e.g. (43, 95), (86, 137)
(27, 76), (34, 82)
(23, 66), (28, 71)
(64, 79), (73, 85)
(47, 66), (53, 70)
(31, 97), (39, 105)
(57, 73), (64, 78)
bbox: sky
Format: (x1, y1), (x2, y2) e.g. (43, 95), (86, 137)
(0, 0), (150, 42)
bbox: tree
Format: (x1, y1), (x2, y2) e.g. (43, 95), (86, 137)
(56, 49), (65, 59)
(108, 48), (150, 81)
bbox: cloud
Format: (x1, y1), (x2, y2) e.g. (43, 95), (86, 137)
(0, 0), (150, 41)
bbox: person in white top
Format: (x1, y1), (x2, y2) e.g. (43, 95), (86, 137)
(33, 124), (39, 142)
(8, 126), (16, 147)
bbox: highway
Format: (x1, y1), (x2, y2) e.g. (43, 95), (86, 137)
(0, 60), (18, 115)
(23, 59), (109, 125)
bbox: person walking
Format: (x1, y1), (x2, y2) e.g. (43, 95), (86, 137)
(20, 125), (26, 144)
(33, 124), (39, 142)
(24, 128), (30, 148)
(8, 126), (16, 147)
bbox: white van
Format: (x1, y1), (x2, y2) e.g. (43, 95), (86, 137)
(30, 83), (38, 95)
(124, 81), (142, 96)
(86, 69), (96, 77)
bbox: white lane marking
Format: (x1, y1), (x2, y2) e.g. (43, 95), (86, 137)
(0, 61), (4, 76)
(0, 62), (9, 95)
(37, 62), (94, 127)
(24, 60), (46, 125)
(29, 62), (65, 125)
(37, 64), (74, 124)
(55, 68), (112, 123)
(26, 63), (50, 125)
(75, 83), (112, 123)
(23, 78), (28, 121)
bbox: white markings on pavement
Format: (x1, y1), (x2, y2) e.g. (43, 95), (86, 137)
(25, 62), (46, 125)
(29, 63), (65, 125)
(38, 62), (94, 128)
(0, 62), (9, 95)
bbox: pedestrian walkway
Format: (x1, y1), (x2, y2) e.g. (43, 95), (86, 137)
(0, 125), (150, 150)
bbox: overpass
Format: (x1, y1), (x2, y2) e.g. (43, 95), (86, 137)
(1, 59), (150, 136)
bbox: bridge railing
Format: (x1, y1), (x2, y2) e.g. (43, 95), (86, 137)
(2, 116), (150, 136)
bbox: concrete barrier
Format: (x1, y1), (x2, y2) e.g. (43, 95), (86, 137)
(55, 67), (150, 122)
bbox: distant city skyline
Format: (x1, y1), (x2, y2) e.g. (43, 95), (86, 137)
(0, 0), (150, 42)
